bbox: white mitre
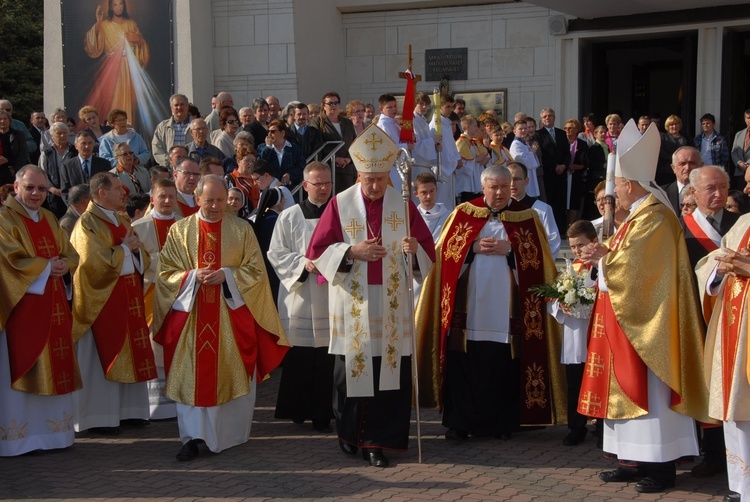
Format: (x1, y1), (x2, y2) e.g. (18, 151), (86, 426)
(349, 123), (398, 173)
(614, 119), (674, 213)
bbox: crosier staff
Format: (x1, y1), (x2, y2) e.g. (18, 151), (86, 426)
(602, 153), (617, 239)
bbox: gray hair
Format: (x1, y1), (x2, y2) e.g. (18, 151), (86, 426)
(170, 94), (189, 105)
(239, 107), (252, 116)
(252, 98), (268, 111)
(15, 164), (46, 182)
(233, 131), (253, 146)
(50, 121), (69, 134)
(195, 174), (228, 196)
(480, 164), (511, 184)
(190, 118), (207, 130)
(672, 145), (701, 165)
(69, 184), (91, 206)
(539, 107), (555, 117)
(112, 142), (131, 157)
(688, 165), (730, 187)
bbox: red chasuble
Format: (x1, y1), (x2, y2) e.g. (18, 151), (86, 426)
(178, 201), (200, 217)
(153, 217), (175, 250)
(5, 216), (78, 395)
(436, 196), (555, 424)
(90, 219), (157, 382)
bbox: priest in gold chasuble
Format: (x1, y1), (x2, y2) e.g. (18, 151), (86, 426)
(71, 172), (155, 434)
(153, 174), (289, 461)
(577, 120), (711, 494)
(307, 124), (435, 468)
(415, 164), (566, 442)
(0, 165), (80, 456)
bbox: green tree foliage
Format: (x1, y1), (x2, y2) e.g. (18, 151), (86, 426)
(0, 0), (44, 122)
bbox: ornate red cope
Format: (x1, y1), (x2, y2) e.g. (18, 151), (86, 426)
(399, 69), (416, 144)
(156, 219), (288, 407)
(153, 217), (175, 250)
(577, 220), (680, 418)
(5, 216), (77, 395)
(178, 201), (200, 217)
(719, 225), (750, 420)
(684, 213), (719, 253)
(438, 197), (554, 424)
(90, 219), (157, 382)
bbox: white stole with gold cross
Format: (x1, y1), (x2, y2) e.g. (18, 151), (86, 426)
(325, 186), (410, 397)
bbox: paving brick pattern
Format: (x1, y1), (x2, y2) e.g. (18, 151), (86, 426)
(1, 368), (727, 502)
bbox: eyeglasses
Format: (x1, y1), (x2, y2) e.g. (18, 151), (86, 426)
(681, 203), (697, 209)
(176, 170), (200, 178)
(726, 203), (739, 210)
(118, 152), (134, 157)
(595, 197), (607, 204)
(20, 184), (48, 193)
(225, 119), (239, 125)
(306, 181), (332, 187)
(324, 101), (340, 107)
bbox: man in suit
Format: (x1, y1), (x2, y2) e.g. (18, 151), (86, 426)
(27, 111), (46, 164)
(60, 184), (91, 237)
(731, 108), (750, 190)
(289, 103), (323, 161)
(534, 107), (570, 233)
(661, 146), (703, 214)
(679, 165), (737, 481)
(60, 131), (110, 206)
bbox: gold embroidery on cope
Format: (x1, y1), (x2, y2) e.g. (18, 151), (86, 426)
(0, 419), (29, 440)
(441, 284), (452, 328)
(524, 363), (547, 408)
(523, 296), (543, 339)
(444, 222), (472, 263)
(586, 352), (605, 378)
(514, 227), (540, 271)
(344, 219), (364, 240)
(348, 268), (368, 379)
(591, 313), (605, 339)
(579, 390), (602, 415)
(384, 242), (401, 370)
(385, 211), (404, 232)
(46, 411), (74, 433)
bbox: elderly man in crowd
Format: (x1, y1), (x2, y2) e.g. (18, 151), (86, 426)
(60, 184), (91, 237)
(186, 118), (225, 164)
(0, 165), (80, 456)
(39, 121), (77, 219)
(153, 94), (192, 167)
(152, 174), (289, 461)
(205, 92), (233, 133)
(661, 146), (703, 214)
(60, 131), (109, 205)
(111, 142), (151, 196)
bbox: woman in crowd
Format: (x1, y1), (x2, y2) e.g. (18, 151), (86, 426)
(726, 189), (750, 214)
(251, 186), (285, 307)
(314, 91), (357, 193)
(579, 113), (597, 146)
(211, 107), (241, 159)
(40, 108), (75, 151)
(257, 120), (304, 188)
(78, 105), (112, 154)
(227, 187), (253, 222)
(657, 114), (694, 185)
(0, 109), (30, 185)
(111, 141), (151, 195)
(225, 141), (260, 213)
(98, 109), (151, 167)
(347, 100), (367, 136)
(604, 113), (622, 152)
(39, 121), (76, 218)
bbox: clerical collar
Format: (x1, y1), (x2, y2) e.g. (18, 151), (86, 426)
(152, 209), (175, 220)
(484, 198), (510, 219)
(197, 210), (221, 223)
(300, 198), (328, 219)
(94, 202), (119, 225)
(178, 190), (195, 206)
(517, 194), (537, 208)
(14, 196), (40, 222)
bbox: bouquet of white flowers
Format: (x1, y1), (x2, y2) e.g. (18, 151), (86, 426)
(528, 259), (596, 319)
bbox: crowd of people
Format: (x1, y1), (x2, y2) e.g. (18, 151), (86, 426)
(1, 91), (750, 502)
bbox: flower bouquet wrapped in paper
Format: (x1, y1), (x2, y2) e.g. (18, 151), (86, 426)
(529, 259), (596, 319)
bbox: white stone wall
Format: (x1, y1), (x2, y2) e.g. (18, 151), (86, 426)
(341, 3), (559, 119)
(211, 0), (299, 108)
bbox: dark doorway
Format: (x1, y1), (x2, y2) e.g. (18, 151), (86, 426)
(721, 29), (750, 150)
(580, 35), (698, 136)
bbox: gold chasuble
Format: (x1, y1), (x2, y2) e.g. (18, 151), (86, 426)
(71, 203), (156, 384)
(578, 195), (711, 422)
(416, 196), (566, 425)
(152, 214), (289, 407)
(0, 197), (81, 395)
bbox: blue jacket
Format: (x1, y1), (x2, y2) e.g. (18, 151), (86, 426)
(694, 131), (730, 168)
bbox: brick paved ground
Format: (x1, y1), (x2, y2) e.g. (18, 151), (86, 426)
(1, 368), (728, 502)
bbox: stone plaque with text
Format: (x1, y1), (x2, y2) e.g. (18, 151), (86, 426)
(425, 48), (468, 81)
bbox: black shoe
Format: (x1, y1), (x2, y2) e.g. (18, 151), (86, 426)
(89, 426), (121, 436)
(339, 439), (358, 456)
(634, 476), (674, 493)
(313, 420), (333, 433)
(121, 418), (150, 428)
(176, 439), (200, 461)
(599, 466), (640, 483)
(562, 428), (588, 446)
(723, 492), (741, 502)
(445, 429), (468, 441)
(691, 459), (726, 477)
(362, 448), (389, 468)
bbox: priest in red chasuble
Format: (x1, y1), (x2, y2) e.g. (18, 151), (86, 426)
(71, 172), (155, 435)
(132, 178), (181, 420)
(152, 174), (289, 461)
(578, 120), (711, 494)
(0, 165), (81, 456)
(415, 164), (566, 443)
(307, 124), (435, 468)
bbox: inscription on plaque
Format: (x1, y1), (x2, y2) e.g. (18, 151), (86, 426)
(425, 48), (468, 81)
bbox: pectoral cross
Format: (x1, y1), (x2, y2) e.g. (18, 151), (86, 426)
(52, 338), (69, 359)
(344, 219), (364, 239)
(385, 211), (404, 232)
(37, 237), (55, 258)
(128, 298), (143, 318)
(579, 391), (602, 415)
(133, 328), (149, 349)
(585, 353), (605, 378)
(51, 304), (66, 326)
